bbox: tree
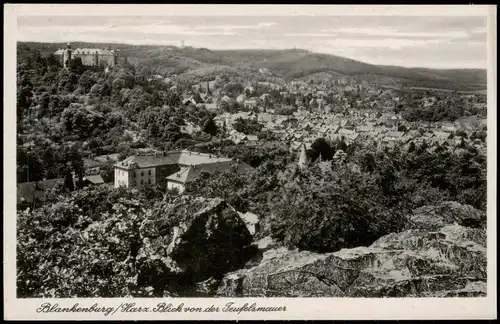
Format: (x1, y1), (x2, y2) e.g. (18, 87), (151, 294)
(203, 118), (218, 137)
(63, 169), (75, 192)
(408, 141), (416, 153)
(336, 137), (347, 152)
(232, 118), (263, 135)
(270, 165), (408, 252)
(17, 76), (33, 122)
(397, 124), (408, 132)
(309, 138), (334, 162)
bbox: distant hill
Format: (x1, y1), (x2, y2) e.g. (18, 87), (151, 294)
(18, 42), (487, 91)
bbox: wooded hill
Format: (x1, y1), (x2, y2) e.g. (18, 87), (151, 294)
(19, 42), (487, 91)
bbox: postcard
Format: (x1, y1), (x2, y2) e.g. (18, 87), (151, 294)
(3, 4), (497, 320)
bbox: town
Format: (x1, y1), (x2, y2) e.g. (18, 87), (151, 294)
(17, 50), (487, 208)
(16, 38), (488, 299)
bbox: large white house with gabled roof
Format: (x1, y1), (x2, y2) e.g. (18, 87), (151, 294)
(114, 150), (252, 191)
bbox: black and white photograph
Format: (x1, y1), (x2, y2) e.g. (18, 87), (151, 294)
(4, 4), (497, 320)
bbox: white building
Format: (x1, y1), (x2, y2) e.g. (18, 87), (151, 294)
(114, 150), (253, 191)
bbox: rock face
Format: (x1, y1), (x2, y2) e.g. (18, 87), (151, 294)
(216, 224), (486, 297)
(409, 201), (486, 231)
(136, 197), (254, 292)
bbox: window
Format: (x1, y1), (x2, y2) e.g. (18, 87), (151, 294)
(141, 171), (144, 176)
(148, 170), (151, 175)
(148, 179), (151, 184)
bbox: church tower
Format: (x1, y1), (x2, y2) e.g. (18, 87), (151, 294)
(64, 42), (72, 69)
(206, 80), (211, 96)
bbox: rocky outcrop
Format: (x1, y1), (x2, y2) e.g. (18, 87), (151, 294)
(216, 224), (486, 297)
(136, 196), (254, 292)
(408, 201), (486, 231)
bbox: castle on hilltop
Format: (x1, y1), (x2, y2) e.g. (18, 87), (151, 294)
(54, 43), (118, 69)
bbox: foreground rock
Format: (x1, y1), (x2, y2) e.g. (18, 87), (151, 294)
(136, 196), (254, 292)
(216, 224), (486, 297)
(409, 201), (486, 231)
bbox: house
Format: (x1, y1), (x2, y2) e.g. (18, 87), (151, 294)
(114, 150), (236, 190)
(82, 174), (105, 186)
(17, 178), (64, 209)
(356, 125), (374, 133)
(441, 124), (457, 133)
(182, 97), (197, 106)
(383, 118), (399, 130)
(214, 113), (230, 128)
(95, 153), (120, 163)
(180, 122), (200, 135)
(165, 160), (254, 193)
(433, 131), (451, 141)
(293, 132), (304, 141)
(204, 103), (218, 111)
(244, 99), (257, 109)
(337, 128), (356, 136)
(245, 135), (259, 145)
(384, 131), (405, 142)
(236, 94), (246, 104)
(316, 90), (326, 99)
(258, 113), (274, 123)
(220, 95), (232, 103)
(344, 133), (360, 145)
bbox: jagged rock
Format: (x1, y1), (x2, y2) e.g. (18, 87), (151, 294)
(237, 211), (260, 236)
(409, 201), (486, 231)
(254, 236), (280, 252)
(216, 225), (486, 297)
(136, 196), (254, 291)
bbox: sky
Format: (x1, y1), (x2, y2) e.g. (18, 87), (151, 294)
(17, 14), (488, 69)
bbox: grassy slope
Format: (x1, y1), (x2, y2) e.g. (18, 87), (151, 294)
(18, 42), (487, 91)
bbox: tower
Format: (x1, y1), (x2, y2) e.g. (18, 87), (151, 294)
(298, 142), (307, 169)
(181, 40), (185, 48)
(64, 42), (72, 69)
(206, 80), (211, 96)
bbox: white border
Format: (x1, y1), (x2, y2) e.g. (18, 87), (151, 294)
(3, 4), (497, 320)
(5, 4), (492, 16)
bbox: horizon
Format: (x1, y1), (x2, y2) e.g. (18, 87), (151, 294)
(17, 15), (487, 70)
(18, 40), (488, 72)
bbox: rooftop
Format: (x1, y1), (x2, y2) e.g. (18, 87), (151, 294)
(54, 48), (117, 55)
(114, 150), (234, 170)
(166, 160), (253, 184)
(17, 178), (64, 205)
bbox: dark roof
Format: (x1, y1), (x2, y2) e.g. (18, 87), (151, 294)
(166, 161), (254, 185)
(84, 175), (105, 184)
(17, 178), (64, 205)
(114, 150), (233, 170)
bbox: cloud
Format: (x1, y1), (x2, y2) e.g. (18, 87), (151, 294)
(321, 27), (470, 39)
(192, 21), (278, 31)
(321, 38), (449, 50)
(284, 33), (338, 37)
(17, 19), (280, 40)
(470, 26), (487, 34)
(18, 22), (239, 38)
